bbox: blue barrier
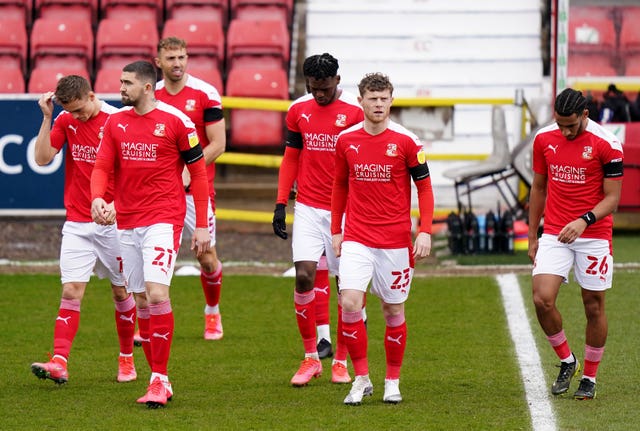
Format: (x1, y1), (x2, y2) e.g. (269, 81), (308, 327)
(0, 96), (120, 213)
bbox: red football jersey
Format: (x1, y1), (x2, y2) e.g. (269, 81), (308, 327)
(96, 102), (199, 229)
(50, 102), (118, 222)
(284, 91), (364, 210)
(533, 119), (624, 239)
(333, 121), (426, 248)
(155, 74), (223, 200)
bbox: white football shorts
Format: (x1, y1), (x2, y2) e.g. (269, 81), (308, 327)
(59, 221), (125, 286)
(183, 194), (216, 245)
(119, 223), (182, 293)
(292, 201), (339, 275)
(532, 233), (613, 291)
(338, 241), (413, 304)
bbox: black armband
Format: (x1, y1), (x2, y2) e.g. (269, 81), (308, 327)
(580, 211), (596, 226)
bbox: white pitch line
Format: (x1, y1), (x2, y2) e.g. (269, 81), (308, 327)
(497, 273), (557, 431)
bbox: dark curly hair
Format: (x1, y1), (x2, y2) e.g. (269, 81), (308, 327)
(302, 53), (339, 79)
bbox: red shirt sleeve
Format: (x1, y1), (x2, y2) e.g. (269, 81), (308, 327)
(187, 157), (209, 228)
(331, 142), (348, 235)
(276, 146), (301, 205)
(415, 176), (434, 234)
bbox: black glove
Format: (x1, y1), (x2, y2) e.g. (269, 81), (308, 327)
(272, 203), (288, 239)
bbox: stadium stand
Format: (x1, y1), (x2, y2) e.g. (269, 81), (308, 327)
(101, 0), (163, 26)
(29, 18), (94, 73)
(225, 67), (289, 148)
(93, 67), (124, 94)
(96, 18), (159, 70)
(0, 18), (28, 74)
(35, 0), (98, 27)
(189, 67), (224, 92)
(28, 66), (90, 93)
(0, 0), (32, 27)
(226, 18), (290, 71)
(620, 6), (640, 55)
(0, 67), (25, 93)
(165, 0), (229, 26)
(568, 53), (617, 77)
(162, 18), (225, 71)
(568, 5), (615, 55)
(230, 0), (293, 26)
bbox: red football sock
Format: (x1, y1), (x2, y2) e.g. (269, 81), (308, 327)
(137, 307), (152, 368)
(149, 300), (174, 376)
(583, 345), (605, 380)
(342, 309), (368, 376)
(547, 330), (572, 361)
(114, 294), (136, 355)
(294, 290), (317, 354)
(313, 267), (330, 326)
(53, 298), (81, 360)
(201, 260), (222, 307)
(334, 301), (348, 362)
(385, 314), (407, 380)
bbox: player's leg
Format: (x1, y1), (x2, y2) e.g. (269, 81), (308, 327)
(94, 223), (137, 382)
(136, 224), (180, 408)
(289, 203), (325, 386)
(339, 241), (373, 405)
(314, 255), (332, 358)
(371, 247), (413, 404)
(573, 239), (612, 400)
(32, 222), (93, 384)
(532, 234), (579, 395)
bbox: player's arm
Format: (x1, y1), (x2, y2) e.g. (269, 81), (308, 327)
(91, 125), (115, 225)
(410, 148), (434, 259)
(272, 130), (303, 239)
(331, 142), (349, 257)
(34, 91), (61, 166)
(527, 172), (548, 261)
(202, 107), (226, 164)
(182, 141), (211, 256)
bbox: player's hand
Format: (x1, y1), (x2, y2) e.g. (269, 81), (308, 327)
(191, 227), (211, 257)
(38, 91), (55, 118)
(413, 232), (431, 260)
(527, 235), (539, 263)
(103, 202), (117, 225)
(91, 198), (110, 225)
(332, 233), (343, 257)
(558, 219), (587, 244)
(272, 203), (288, 239)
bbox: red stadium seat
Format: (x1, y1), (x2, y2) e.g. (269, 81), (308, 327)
(0, 19), (27, 73)
(230, 0), (293, 26)
(30, 18), (94, 72)
(620, 7), (640, 55)
(624, 54), (640, 77)
(188, 67), (223, 92)
(225, 67), (289, 148)
(162, 19), (225, 70)
(28, 66), (90, 93)
(94, 67), (124, 94)
(568, 5), (615, 55)
(226, 19), (290, 71)
(0, 67), (25, 93)
(101, 0), (163, 25)
(35, 0), (98, 27)
(568, 52), (617, 77)
(0, 0), (32, 26)
(96, 19), (159, 70)
(165, 0), (228, 26)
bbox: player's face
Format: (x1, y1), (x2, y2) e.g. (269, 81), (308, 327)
(60, 94), (96, 122)
(119, 71), (146, 107)
(555, 109), (587, 141)
(306, 76), (340, 106)
(359, 89), (393, 124)
(156, 47), (188, 83)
